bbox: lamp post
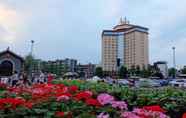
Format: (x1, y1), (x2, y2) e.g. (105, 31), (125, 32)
(29, 40), (34, 79)
(172, 46), (176, 78)
(31, 40), (34, 56)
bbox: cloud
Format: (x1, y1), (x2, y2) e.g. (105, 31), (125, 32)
(0, 3), (23, 44)
(0, 2), (26, 46)
(0, 0), (185, 66)
(102, 0), (123, 18)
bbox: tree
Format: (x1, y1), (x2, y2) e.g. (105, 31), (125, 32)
(119, 66), (128, 79)
(135, 65), (141, 76)
(129, 65), (136, 76)
(24, 54), (34, 73)
(181, 67), (186, 74)
(141, 65), (149, 78)
(95, 67), (103, 78)
(168, 68), (176, 78)
(138, 65), (155, 78)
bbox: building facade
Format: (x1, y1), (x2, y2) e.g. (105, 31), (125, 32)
(0, 49), (24, 76)
(102, 18), (149, 73)
(32, 58), (77, 76)
(77, 63), (96, 78)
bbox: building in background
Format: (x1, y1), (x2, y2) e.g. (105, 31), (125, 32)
(32, 58), (77, 76)
(62, 58), (77, 72)
(154, 61), (168, 78)
(77, 63), (96, 78)
(102, 18), (149, 75)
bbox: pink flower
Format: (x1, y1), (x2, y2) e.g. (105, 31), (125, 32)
(97, 112), (109, 118)
(147, 111), (168, 118)
(57, 95), (70, 102)
(133, 108), (146, 116)
(159, 112), (168, 118)
(111, 101), (127, 110)
(132, 108), (169, 118)
(84, 90), (93, 96)
(121, 112), (140, 118)
(97, 93), (114, 105)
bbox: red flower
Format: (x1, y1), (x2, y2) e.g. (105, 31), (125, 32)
(55, 111), (65, 118)
(0, 98), (25, 110)
(85, 98), (102, 107)
(0, 83), (7, 89)
(183, 113), (186, 118)
(24, 102), (33, 109)
(143, 105), (166, 113)
(56, 93), (72, 98)
(69, 85), (78, 92)
(74, 91), (92, 101)
(66, 112), (73, 118)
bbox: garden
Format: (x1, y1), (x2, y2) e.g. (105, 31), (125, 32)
(0, 80), (186, 118)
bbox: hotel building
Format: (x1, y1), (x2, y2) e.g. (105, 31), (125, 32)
(102, 18), (149, 73)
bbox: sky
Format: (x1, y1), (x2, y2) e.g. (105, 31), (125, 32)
(0, 0), (186, 68)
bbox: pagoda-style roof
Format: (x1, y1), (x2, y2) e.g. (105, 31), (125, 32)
(102, 18), (149, 36)
(0, 48), (24, 62)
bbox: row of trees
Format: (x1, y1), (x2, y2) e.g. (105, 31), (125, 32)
(95, 65), (164, 79)
(96, 65), (186, 79)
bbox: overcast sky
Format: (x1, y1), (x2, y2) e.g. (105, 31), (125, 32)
(0, 0), (186, 67)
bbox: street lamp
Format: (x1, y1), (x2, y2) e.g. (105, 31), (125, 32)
(29, 40), (34, 79)
(172, 47), (176, 68)
(31, 40), (34, 56)
(172, 46), (176, 78)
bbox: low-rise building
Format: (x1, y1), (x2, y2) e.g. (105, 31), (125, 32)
(32, 58), (77, 76)
(77, 63), (96, 78)
(0, 48), (24, 76)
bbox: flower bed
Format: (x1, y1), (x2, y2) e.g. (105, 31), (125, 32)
(0, 80), (185, 118)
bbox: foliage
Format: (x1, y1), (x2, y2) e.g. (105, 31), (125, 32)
(118, 66), (128, 79)
(53, 80), (186, 118)
(95, 67), (103, 78)
(181, 67), (186, 74)
(24, 54), (34, 73)
(168, 68), (176, 78)
(129, 65), (136, 76)
(1, 80), (186, 117)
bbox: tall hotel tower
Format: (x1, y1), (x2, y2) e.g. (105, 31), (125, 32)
(102, 18), (149, 73)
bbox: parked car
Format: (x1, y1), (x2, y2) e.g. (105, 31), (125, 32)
(118, 79), (129, 86)
(159, 79), (169, 86)
(169, 79), (186, 87)
(136, 79), (161, 88)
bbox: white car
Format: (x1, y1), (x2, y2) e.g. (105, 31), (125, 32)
(136, 79), (161, 87)
(118, 79), (129, 85)
(169, 79), (186, 87)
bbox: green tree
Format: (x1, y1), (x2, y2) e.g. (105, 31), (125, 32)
(141, 65), (148, 78)
(181, 67), (186, 74)
(139, 65), (155, 78)
(129, 65), (136, 76)
(168, 68), (176, 78)
(95, 67), (103, 78)
(135, 65), (141, 76)
(24, 54), (34, 73)
(119, 66), (128, 79)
